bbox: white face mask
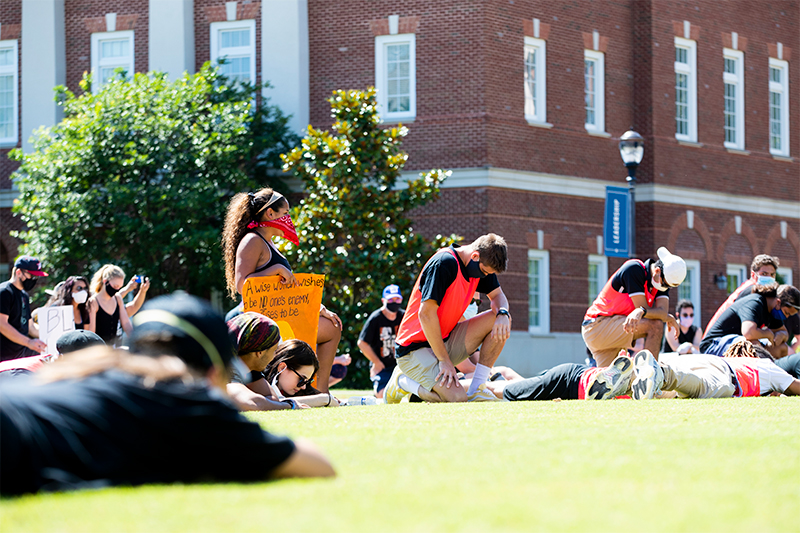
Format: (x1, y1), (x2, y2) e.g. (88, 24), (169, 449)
(756, 275), (775, 286)
(463, 303), (479, 320)
(679, 315), (694, 328)
(651, 278), (666, 292)
(72, 290), (88, 304)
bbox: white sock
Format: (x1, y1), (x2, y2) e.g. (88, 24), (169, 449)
(468, 364), (491, 395)
(398, 375), (421, 395)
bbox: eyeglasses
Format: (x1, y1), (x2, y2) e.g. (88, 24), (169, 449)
(680, 313), (694, 318)
(290, 367), (314, 388)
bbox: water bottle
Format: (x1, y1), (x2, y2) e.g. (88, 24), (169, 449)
(344, 395), (379, 406)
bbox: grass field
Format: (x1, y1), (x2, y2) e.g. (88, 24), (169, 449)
(2, 395), (798, 532)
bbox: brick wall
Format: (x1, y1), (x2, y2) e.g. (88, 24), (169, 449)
(0, 0), (22, 190)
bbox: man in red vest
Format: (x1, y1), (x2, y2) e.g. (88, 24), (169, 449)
(387, 234), (511, 403)
(582, 247), (686, 367)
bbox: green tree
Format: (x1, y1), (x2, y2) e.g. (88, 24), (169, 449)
(281, 87), (457, 388)
(10, 63), (296, 298)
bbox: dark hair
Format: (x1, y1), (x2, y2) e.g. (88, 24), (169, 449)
(751, 254), (779, 273)
(753, 281), (779, 298)
(263, 339), (319, 396)
(723, 338), (774, 361)
(777, 285), (800, 309)
(675, 299), (694, 314)
(47, 276), (91, 324)
(471, 233), (508, 273)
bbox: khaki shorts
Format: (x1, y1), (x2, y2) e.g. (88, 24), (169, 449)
(581, 315), (634, 367)
(396, 320), (471, 391)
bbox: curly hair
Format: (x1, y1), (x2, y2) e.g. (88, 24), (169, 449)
(723, 338), (773, 361)
(47, 276), (91, 324)
(221, 187), (289, 298)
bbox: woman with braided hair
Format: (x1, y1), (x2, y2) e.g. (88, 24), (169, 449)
(221, 188), (342, 392)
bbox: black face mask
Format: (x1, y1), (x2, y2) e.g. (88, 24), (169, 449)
(386, 302), (402, 312)
(22, 277), (38, 291)
(465, 260), (486, 279)
(105, 283), (120, 296)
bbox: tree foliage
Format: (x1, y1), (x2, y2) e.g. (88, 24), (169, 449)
(10, 63), (296, 297)
(281, 87), (457, 387)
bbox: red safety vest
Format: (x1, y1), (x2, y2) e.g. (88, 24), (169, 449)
(724, 358), (761, 397)
(397, 248), (480, 347)
(703, 279), (755, 337)
(585, 260), (659, 320)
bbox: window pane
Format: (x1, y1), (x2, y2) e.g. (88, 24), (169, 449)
(0, 74), (12, 138)
(724, 82), (736, 143)
(219, 56), (251, 83)
(221, 29), (250, 49)
(675, 73), (688, 135)
(724, 58), (735, 74)
(770, 67), (780, 83)
(524, 48), (537, 117)
(101, 39), (129, 59)
(0, 49), (13, 67)
(529, 258), (540, 328)
(385, 43), (410, 114)
(770, 90), (782, 150)
(585, 58), (595, 125)
(676, 47), (688, 64)
(588, 263), (598, 305)
(678, 269), (692, 301)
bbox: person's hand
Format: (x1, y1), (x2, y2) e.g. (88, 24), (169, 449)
(275, 266), (298, 287)
(370, 359), (385, 378)
(677, 342), (694, 355)
(492, 314), (511, 341)
(623, 308), (645, 333)
(761, 328), (775, 342)
(773, 330), (788, 346)
(335, 354), (352, 366)
(296, 402), (311, 409)
(28, 338), (48, 353)
(139, 277), (151, 293)
(320, 307), (342, 329)
(664, 314), (679, 334)
(435, 359), (460, 389)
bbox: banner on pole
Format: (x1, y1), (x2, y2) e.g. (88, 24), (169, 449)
(241, 274), (325, 350)
(603, 186), (630, 258)
(38, 305), (75, 355)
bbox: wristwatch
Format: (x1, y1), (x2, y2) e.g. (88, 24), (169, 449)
(496, 308), (511, 319)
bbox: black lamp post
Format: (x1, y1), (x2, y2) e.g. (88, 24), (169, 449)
(618, 130), (645, 257)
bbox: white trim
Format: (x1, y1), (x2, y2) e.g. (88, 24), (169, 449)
(674, 36), (697, 142)
(210, 19), (256, 86)
(588, 254), (608, 306)
(722, 48), (745, 150)
(781, 221), (788, 239)
(777, 267), (793, 286)
(768, 58), (790, 157)
(584, 49), (604, 134)
(592, 30), (599, 51)
(225, 2), (237, 21)
(0, 39), (19, 147)
(90, 30), (134, 92)
(678, 259), (702, 327)
(524, 36), (546, 125)
(105, 13), (117, 33)
(726, 264), (747, 294)
(375, 33), (416, 121)
(533, 18), (540, 39)
(528, 249), (550, 335)
(683, 20), (691, 40)
(388, 15), (399, 35)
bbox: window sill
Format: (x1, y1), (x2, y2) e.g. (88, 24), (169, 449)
(770, 154), (793, 162)
(586, 130), (611, 138)
(381, 117), (415, 125)
(526, 121), (553, 129)
(725, 147), (750, 155)
(677, 140), (703, 148)
(0, 141), (18, 150)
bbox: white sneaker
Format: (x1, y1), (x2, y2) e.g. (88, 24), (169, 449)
(586, 354), (633, 400)
(631, 350), (664, 400)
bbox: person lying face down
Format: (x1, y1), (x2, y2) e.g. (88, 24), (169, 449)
(263, 339), (343, 408)
(0, 293), (334, 496)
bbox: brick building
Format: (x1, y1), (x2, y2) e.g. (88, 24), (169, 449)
(1, 0), (798, 372)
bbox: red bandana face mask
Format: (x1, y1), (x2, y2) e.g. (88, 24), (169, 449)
(247, 215), (300, 246)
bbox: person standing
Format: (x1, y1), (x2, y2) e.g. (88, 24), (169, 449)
(357, 284), (405, 398)
(0, 256), (49, 361)
(87, 265), (134, 345)
(582, 247), (686, 367)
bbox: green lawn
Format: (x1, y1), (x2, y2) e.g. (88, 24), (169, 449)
(2, 396), (798, 532)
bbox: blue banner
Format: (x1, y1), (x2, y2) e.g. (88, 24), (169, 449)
(603, 186), (630, 257)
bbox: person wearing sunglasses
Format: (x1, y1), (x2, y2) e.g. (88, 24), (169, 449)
(582, 247), (687, 368)
(665, 299), (702, 354)
(263, 339), (342, 407)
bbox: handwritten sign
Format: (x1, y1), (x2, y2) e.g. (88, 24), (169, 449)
(38, 305), (75, 354)
(242, 274), (325, 350)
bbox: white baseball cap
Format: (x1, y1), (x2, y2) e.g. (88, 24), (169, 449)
(656, 247), (686, 287)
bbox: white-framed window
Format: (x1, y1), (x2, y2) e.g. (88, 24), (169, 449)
(768, 58), (790, 157)
(528, 249), (550, 334)
(726, 263), (747, 294)
(723, 49), (745, 150)
(677, 259), (702, 327)
(777, 267), (793, 286)
(210, 20), (256, 86)
(375, 33), (416, 121)
(91, 31), (134, 92)
(674, 37), (697, 142)
(584, 49), (605, 133)
(588, 254), (608, 305)
(0, 40), (18, 147)
(524, 37), (547, 124)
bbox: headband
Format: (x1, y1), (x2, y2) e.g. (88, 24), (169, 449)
(254, 191), (285, 217)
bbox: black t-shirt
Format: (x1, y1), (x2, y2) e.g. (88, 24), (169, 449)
(0, 281), (31, 361)
(358, 308), (405, 370)
(677, 325), (698, 345)
(0, 371), (296, 495)
(611, 259), (670, 298)
(700, 293), (783, 352)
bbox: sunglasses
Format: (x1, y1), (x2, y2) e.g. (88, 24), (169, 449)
(290, 367), (314, 388)
(680, 313), (694, 318)
(471, 298), (481, 306)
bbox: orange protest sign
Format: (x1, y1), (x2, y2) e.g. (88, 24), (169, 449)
(241, 274), (325, 350)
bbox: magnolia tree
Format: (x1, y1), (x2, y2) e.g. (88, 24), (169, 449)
(11, 64), (295, 298)
(281, 87), (457, 387)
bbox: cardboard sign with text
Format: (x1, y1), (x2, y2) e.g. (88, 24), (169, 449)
(241, 274), (325, 350)
(38, 305), (76, 355)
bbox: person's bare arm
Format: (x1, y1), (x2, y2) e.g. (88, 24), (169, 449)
(0, 314), (46, 352)
(357, 339), (384, 375)
(624, 294), (676, 334)
(270, 438), (335, 479)
(290, 392), (341, 407)
(117, 295), (133, 336)
(419, 299), (459, 389)
(486, 287), (511, 341)
(783, 379), (800, 396)
(742, 321), (773, 342)
(235, 235), (267, 294)
(665, 326), (680, 351)
(692, 327), (702, 352)
(227, 383), (292, 411)
(125, 278), (150, 317)
(27, 316), (41, 339)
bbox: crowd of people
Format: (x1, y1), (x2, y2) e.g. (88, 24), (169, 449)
(1, 185), (799, 496)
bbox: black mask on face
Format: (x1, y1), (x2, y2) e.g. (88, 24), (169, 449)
(465, 260), (486, 279)
(105, 282), (120, 296)
(22, 276), (38, 291)
(386, 302), (402, 312)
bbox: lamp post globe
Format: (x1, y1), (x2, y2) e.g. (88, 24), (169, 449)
(618, 129), (644, 257)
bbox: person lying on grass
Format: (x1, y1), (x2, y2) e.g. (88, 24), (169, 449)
(484, 350), (635, 401)
(263, 339), (344, 407)
(630, 339), (800, 400)
(0, 293), (335, 497)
